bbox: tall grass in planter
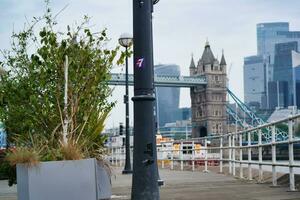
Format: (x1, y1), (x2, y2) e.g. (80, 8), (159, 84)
(0, 2), (127, 190)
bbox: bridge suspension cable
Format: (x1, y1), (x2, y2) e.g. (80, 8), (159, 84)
(226, 105), (249, 128)
(227, 88), (288, 142)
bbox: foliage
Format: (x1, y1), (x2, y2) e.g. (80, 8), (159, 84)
(6, 147), (40, 167)
(0, 160), (16, 186)
(0, 4), (126, 185)
(275, 123), (288, 133)
(60, 142), (84, 160)
(294, 121), (300, 137)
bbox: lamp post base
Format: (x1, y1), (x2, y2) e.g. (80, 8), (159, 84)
(158, 179), (164, 187)
(122, 169), (133, 174)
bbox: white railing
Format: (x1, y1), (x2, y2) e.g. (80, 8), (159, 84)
(107, 114), (300, 191)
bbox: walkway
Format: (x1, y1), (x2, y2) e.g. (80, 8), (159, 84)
(0, 180), (15, 200)
(1, 167), (300, 200)
(112, 167), (300, 200)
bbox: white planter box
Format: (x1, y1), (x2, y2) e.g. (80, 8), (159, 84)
(17, 158), (111, 200)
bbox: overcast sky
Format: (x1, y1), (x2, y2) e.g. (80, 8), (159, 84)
(1, 0), (300, 128)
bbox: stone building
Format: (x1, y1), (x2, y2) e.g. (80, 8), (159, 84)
(190, 42), (227, 137)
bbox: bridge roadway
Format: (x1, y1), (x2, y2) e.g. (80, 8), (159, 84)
(109, 73), (207, 87)
(1, 167), (299, 200)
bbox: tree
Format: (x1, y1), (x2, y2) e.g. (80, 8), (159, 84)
(0, 5), (126, 170)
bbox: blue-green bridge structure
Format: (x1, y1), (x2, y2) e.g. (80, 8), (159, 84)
(109, 43), (288, 143)
(108, 72), (288, 142)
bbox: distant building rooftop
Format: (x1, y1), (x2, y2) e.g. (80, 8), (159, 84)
(256, 22), (289, 28)
(244, 55), (264, 65)
(267, 107), (296, 122)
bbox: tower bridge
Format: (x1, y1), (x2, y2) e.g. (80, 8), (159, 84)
(108, 43), (288, 142)
(109, 42), (227, 139)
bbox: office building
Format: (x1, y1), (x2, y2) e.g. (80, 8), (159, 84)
(177, 107), (191, 121)
(243, 55), (266, 107)
(257, 22), (300, 65)
(268, 81), (288, 109)
(244, 22), (300, 109)
(257, 22), (289, 61)
(154, 64), (180, 127)
(273, 41), (298, 106)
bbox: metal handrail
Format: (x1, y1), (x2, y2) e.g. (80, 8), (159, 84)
(107, 114), (300, 191)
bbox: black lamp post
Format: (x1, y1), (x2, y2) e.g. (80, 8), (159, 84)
(119, 33), (133, 174)
(131, 0), (160, 199)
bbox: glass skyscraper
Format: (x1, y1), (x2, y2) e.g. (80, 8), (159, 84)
(268, 81), (288, 109)
(257, 22), (290, 63)
(154, 64), (180, 127)
(243, 55), (266, 107)
(257, 22), (300, 64)
(244, 22), (300, 109)
(273, 41), (298, 106)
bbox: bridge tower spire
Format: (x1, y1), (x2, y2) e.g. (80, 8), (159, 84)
(190, 42), (227, 137)
(220, 49), (227, 66)
(190, 53), (196, 68)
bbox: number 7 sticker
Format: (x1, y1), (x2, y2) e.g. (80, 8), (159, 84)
(136, 58), (144, 68)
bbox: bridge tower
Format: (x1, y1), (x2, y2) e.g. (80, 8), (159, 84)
(190, 42), (227, 137)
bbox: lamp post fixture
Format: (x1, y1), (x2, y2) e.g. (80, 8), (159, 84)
(119, 33), (133, 174)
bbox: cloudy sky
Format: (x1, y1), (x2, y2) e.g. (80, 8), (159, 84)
(1, 0), (300, 128)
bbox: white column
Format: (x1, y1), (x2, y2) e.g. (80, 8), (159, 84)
(220, 137), (223, 173)
(180, 141), (183, 171)
(229, 134), (232, 174)
(239, 133), (243, 179)
(248, 131), (252, 180)
(232, 134), (236, 176)
(203, 138), (209, 173)
(271, 125), (277, 186)
(258, 129), (263, 183)
(171, 142), (174, 170)
(288, 119), (295, 191)
(192, 141), (195, 172)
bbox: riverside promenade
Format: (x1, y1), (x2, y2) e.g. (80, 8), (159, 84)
(1, 167), (300, 200)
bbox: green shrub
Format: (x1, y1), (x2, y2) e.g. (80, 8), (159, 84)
(0, 3), (127, 186)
